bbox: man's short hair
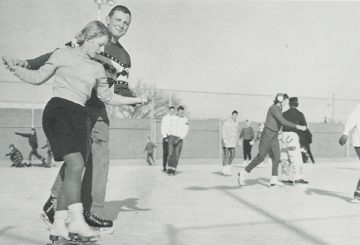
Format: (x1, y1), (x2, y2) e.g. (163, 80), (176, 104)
(177, 106), (185, 111)
(232, 110), (238, 115)
(108, 5), (131, 18)
(169, 106), (175, 110)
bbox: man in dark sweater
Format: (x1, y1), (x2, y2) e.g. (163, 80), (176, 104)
(281, 97), (309, 184)
(238, 93), (307, 186)
(15, 128), (46, 165)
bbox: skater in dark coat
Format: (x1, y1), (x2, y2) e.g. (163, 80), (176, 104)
(15, 128), (46, 165)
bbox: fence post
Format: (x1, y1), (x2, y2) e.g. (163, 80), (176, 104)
(218, 118), (222, 161)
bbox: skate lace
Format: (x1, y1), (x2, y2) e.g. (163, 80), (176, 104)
(91, 212), (106, 222)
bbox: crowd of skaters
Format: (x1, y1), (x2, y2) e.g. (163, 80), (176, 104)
(220, 93), (314, 186)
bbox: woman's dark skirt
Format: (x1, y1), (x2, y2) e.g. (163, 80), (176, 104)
(42, 97), (91, 162)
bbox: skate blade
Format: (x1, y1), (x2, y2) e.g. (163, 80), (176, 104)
(48, 236), (77, 245)
(94, 227), (115, 235)
(69, 233), (98, 242)
(40, 213), (52, 230)
(350, 199), (360, 204)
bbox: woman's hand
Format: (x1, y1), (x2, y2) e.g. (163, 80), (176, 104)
(2, 56), (17, 72)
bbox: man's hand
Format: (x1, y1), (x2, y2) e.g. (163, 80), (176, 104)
(296, 125), (307, 131)
(339, 135), (348, 146)
(174, 137), (182, 145)
(140, 94), (152, 105)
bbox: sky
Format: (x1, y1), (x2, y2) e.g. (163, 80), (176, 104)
(1, 0), (360, 121)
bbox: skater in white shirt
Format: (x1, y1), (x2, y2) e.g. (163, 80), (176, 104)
(161, 106), (177, 171)
(339, 102), (360, 203)
(222, 110), (239, 176)
(167, 106), (189, 175)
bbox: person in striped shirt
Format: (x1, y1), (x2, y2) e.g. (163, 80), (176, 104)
(6, 144), (30, 167)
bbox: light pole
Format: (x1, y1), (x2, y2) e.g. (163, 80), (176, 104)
(94, 0), (115, 21)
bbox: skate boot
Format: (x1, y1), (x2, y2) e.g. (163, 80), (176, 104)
(270, 176), (285, 187)
(226, 165), (232, 176)
(84, 210), (114, 235)
(222, 166), (228, 176)
(41, 195), (57, 227)
(351, 190), (360, 203)
(49, 210), (70, 243)
(68, 203), (98, 242)
(237, 169), (247, 186)
(295, 179), (309, 185)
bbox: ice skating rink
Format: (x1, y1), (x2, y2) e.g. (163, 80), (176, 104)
(0, 159), (359, 245)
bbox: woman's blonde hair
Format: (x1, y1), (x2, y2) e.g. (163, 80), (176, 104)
(75, 20), (111, 45)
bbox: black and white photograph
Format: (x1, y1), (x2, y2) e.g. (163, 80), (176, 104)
(1, 0), (360, 244)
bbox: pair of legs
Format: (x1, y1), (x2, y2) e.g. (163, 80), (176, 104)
(29, 148), (45, 164)
(162, 138), (168, 171)
(167, 135), (183, 172)
(279, 132), (305, 182)
(56, 153), (87, 211)
(147, 153), (155, 165)
(222, 147), (235, 176)
(352, 147), (360, 201)
(49, 109), (110, 218)
(42, 97), (96, 241)
(304, 144), (315, 163)
(245, 128), (280, 175)
(238, 128), (284, 186)
(223, 147), (235, 166)
(243, 139), (252, 161)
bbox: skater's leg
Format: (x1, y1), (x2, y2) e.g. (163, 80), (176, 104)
(222, 147), (229, 175)
(227, 148), (235, 175)
(223, 147), (229, 166)
(149, 153), (155, 165)
(352, 147), (360, 201)
(167, 136), (176, 171)
(41, 163), (65, 226)
(28, 149), (33, 164)
(33, 149), (46, 164)
(306, 144), (315, 163)
(228, 148), (235, 165)
(269, 137), (281, 176)
(173, 140), (183, 170)
(162, 138), (169, 170)
(248, 144), (252, 160)
(243, 140), (247, 161)
(62, 152), (97, 241)
(268, 136), (284, 186)
(62, 153), (84, 205)
(81, 116), (113, 230)
(245, 129), (274, 173)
